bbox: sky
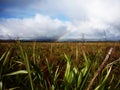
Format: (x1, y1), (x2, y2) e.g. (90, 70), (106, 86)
(0, 0), (120, 41)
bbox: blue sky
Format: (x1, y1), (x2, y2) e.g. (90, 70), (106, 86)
(0, 0), (120, 41)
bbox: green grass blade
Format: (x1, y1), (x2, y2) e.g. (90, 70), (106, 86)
(51, 85), (55, 90)
(18, 42), (34, 90)
(3, 70), (28, 76)
(80, 66), (91, 90)
(76, 46), (78, 61)
(45, 58), (53, 75)
(82, 50), (90, 68)
(95, 66), (112, 90)
(0, 81), (2, 90)
(64, 53), (70, 62)
(0, 51), (7, 62)
(77, 72), (83, 88)
(64, 55), (71, 83)
(63, 54), (74, 90)
(68, 71), (74, 84)
(7, 87), (19, 90)
(115, 79), (120, 89)
(77, 50), (91, 89)
(2, 49), (11, 66)
(25, 52), (34, 90)
(54, 66), (60, 83)
(32, 41), (36, 64)
(31, 62), (44, 82)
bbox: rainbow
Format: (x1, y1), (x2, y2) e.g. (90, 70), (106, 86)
(55, 30), (71, 42)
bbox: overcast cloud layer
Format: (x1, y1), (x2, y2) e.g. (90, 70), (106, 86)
(0, 0), (120, 41)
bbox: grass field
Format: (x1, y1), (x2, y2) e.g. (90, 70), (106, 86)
(0, 41), (120, 90)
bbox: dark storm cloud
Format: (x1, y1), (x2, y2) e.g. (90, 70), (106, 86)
(0, 8), (4, 12)
(112, 23), (120, 31)
(0, 0), (43, 18)
(0, 0), (41, 7)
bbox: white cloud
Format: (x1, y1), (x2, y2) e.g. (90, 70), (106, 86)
(0, 13), (120, 41)
(0, 14), (71, 40)
(37, 0), (120, 21)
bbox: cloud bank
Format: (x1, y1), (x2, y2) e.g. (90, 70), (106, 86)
(0, 14), (70, 40)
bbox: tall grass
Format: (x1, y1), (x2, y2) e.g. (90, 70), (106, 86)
(0, 41), (120, 89)
(18, 41), (34, 90)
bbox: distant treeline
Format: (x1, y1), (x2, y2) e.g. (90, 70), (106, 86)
(0, 39), (120, 43)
